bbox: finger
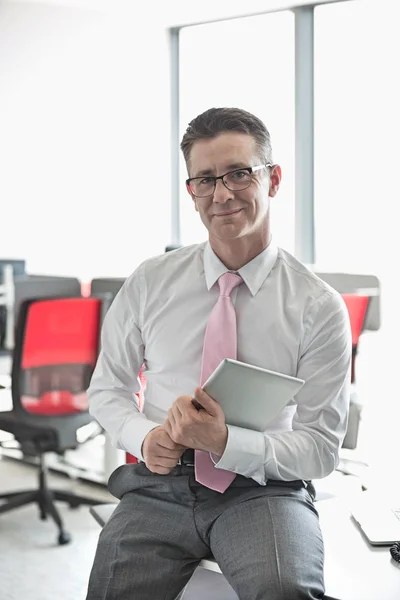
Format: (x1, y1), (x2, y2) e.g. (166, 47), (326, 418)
(152, 455), (180, 471)
(168, 407), (177, 426)
(157, 426), (179, 450)
(147, 464), (174, 475)
(158, 436), (186, 455)
(174, 443), (188, 451)
(163, 418), (172, 438)
(145, 451), (179, 470)
(194, 387), (219, 415)
(155, 447), (184, 460)
(164, 409), (178, 440)
(173, 397), (187, 417)
(158, 434), (187, 452)
(156, 456), (180, 467)
(171, 403), (182, 423)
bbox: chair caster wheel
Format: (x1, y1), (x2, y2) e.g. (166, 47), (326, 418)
(58, 531), (71, 545)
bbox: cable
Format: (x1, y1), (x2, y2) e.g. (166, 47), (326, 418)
(390, 541), (400, 563)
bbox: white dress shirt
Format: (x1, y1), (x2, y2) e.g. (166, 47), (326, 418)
(88, 241), (351, 485)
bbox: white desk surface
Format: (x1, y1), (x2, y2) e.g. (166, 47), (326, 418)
(317, 496), (400, 600)
(91, 495), (400, 600)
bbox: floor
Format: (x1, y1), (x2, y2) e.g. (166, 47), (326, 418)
(0, 455), (112, 600)
(0, 353), (240, 599)
(0, 453), (243, 600)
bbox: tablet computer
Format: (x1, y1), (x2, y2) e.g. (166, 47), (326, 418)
(200, 358), (305, 432)
(350, 491), (400, 546)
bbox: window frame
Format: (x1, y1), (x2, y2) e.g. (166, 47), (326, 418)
(169, 0), (358, 262)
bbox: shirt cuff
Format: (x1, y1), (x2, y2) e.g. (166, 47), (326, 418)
(211, 425), (266, 485)
(119, 414), (161, 461)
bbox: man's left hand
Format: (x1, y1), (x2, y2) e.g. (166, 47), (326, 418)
(163, 387), (228, 456)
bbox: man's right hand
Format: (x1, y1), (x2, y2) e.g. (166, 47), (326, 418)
(141, 426), (186, 474)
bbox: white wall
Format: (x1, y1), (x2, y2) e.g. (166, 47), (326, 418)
(0, 0), (343, 281)
(0, 0), (173, 281)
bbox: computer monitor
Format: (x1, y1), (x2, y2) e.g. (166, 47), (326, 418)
(0, 259), (26, 284)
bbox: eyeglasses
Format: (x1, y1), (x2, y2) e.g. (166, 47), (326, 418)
(186, 164), (272, 198)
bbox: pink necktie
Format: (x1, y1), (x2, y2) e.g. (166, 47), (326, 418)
(195, 272), (243, 493)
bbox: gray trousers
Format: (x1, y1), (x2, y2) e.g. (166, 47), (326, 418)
(86, 463), (325, 600)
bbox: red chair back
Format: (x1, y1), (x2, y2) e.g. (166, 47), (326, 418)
(341, 294), (370, 346)
(341, 294), (370, 383)
(16, 297), (101, 415)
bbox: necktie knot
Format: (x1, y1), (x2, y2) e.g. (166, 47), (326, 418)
(218, 272), (243, 297)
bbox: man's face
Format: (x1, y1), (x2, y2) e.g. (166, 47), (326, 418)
(187, 132), (279, 243)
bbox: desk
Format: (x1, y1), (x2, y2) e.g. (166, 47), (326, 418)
(317, 496), (400, 600)
(90, 496), (400, 600)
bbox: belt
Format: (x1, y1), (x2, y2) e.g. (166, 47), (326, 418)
(137, 450), (314, 497)
(176, 448), (195, 466)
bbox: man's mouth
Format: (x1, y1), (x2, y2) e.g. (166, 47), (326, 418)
(214, 208), (243, 217)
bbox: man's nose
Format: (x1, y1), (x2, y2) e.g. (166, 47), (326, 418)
(212, 179), (233, 203)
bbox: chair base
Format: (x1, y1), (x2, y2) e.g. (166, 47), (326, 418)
(0, 487), (101, 545)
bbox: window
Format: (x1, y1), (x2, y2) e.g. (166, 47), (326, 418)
(314, 0), (400, 470)
(178, 11), (295, 251)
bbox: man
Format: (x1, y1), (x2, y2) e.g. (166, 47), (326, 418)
(86, 107), (351, 600)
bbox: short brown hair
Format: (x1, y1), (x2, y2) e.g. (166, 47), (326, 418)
(180, 107), (273, 173)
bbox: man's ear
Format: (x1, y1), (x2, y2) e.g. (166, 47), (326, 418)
(268, 165), (282, 198)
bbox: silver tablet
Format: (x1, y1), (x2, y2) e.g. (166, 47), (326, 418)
(201, 358), (305, 432)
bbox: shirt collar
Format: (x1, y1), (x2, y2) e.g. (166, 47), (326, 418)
(203, 239), (279, 297)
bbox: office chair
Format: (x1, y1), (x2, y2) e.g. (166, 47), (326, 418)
(340, 293), (370, 451)
(341, 294), (370, 385)
(0, 260), (25, 351)
(328, 293), (371, 481)
(0, 296), (105, 545)
(1, 272), (82, 353)
(0, 259), (26, 285)
(311, 271), (379, 472)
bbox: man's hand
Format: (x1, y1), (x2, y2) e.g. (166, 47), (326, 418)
(141, 426), (186, 474)
(164, 387), (228, 456)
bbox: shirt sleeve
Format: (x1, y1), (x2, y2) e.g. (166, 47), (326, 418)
(213, 290), (352, 484)
(87, 265), (159, 461)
